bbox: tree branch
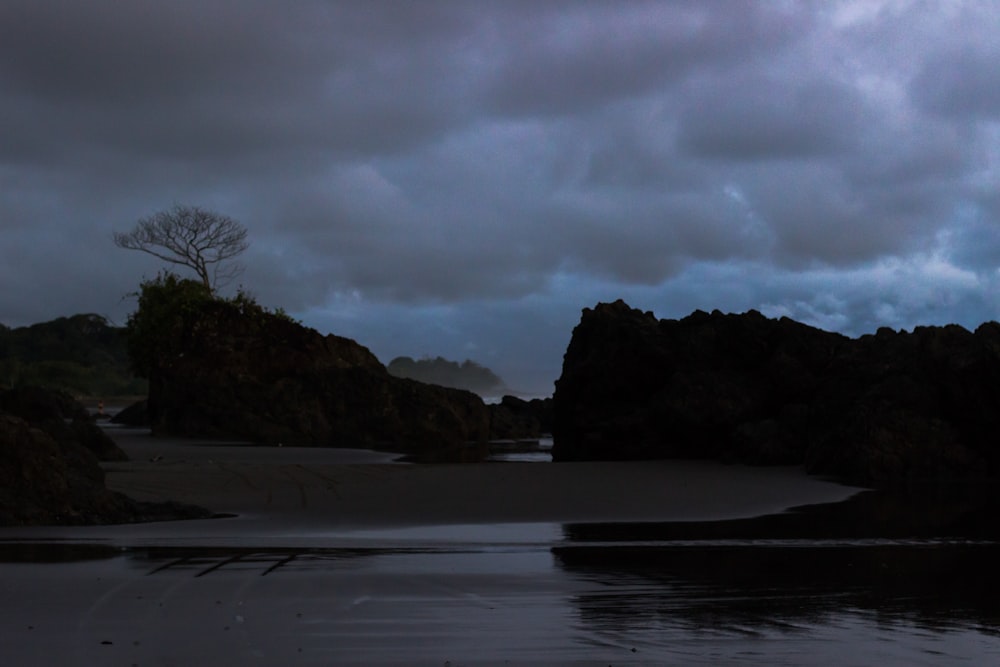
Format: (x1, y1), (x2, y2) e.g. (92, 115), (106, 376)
(114, 205), (249, 290)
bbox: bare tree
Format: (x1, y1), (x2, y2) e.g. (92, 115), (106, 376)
(114, 205), (249, 290)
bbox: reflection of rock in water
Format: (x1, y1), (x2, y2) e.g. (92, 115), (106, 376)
(554, 484), (1000, 636)
(554, 542), (1000, 634)
(487, 436), (553, 462)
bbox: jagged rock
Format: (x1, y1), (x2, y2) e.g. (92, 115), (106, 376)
(110, 398), (149, 426)
(144, 299), (491, 460)
(1, 413), (108, 525)
(0, 386), (87, 422)
(552, 300), (1000, 485)
(0, 387), (127, 462)
(489, 395), (553, 440)
(0, 391), (210, 525)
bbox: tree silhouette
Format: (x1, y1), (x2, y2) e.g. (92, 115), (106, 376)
(114, 205), (249, 291)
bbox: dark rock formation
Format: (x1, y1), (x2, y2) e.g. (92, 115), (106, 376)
(145, 299), (491, 461)
(110, 398), (149, 427)
(0, 387), (127, 462)
(107, 380), (554, 450)
(552, 300), (1000, 485)
(0, 389), (210, 526)
(489, 395), (553, 440)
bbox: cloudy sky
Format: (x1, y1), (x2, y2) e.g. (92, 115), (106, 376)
(3, 1), (1000, 396)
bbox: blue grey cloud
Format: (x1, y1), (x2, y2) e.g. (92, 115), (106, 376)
(2, 1), (1000, 395)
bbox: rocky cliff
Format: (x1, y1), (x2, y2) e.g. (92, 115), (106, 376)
(144, 297), (491, 461)
(552, 300), (1000, 484)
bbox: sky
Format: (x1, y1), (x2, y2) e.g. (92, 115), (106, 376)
(3, 1), (1000, 397)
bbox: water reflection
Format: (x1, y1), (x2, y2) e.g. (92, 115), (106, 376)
(3, 483), (999, 664)
(554, 542), (1000, 635)
(555, 484), (1000, 644)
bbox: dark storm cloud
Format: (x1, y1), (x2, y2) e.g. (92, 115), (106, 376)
(3, 1), (1000, 394)
(0, 0), (474, 164)
(483, 1), (810, 117)
(676, 77), (866, 160)
(911, 45), (1000, 120)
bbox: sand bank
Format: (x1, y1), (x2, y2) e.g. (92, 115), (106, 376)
(103, 428), (861, 529)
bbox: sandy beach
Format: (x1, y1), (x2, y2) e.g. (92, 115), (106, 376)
(0, 428), (876, 666)
(101, 427), (861, 530)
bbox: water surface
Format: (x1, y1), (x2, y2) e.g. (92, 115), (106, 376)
(1, 486), (998, 665)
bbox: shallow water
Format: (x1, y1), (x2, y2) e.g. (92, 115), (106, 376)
(2, 488), (999, 665)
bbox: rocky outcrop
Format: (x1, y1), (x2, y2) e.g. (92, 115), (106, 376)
(489, 395), (553, 440)
(145, 299), (491, 461)
(552, 300), (1000, 485)
(0, 387), (127, 462)
(110, 398), (149, 427)
(0, 389), (210, 526)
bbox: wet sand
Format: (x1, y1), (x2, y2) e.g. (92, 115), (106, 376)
(102, 428), (861, 530)
(0, 428), (872, 665)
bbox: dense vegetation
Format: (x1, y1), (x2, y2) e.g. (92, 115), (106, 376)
(0, 273), (284, 397)
(0, 313), (146, 397)
(387, 355), (506, 396)
(1, 278), (503, 403)
(125, 272), (297, 380)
